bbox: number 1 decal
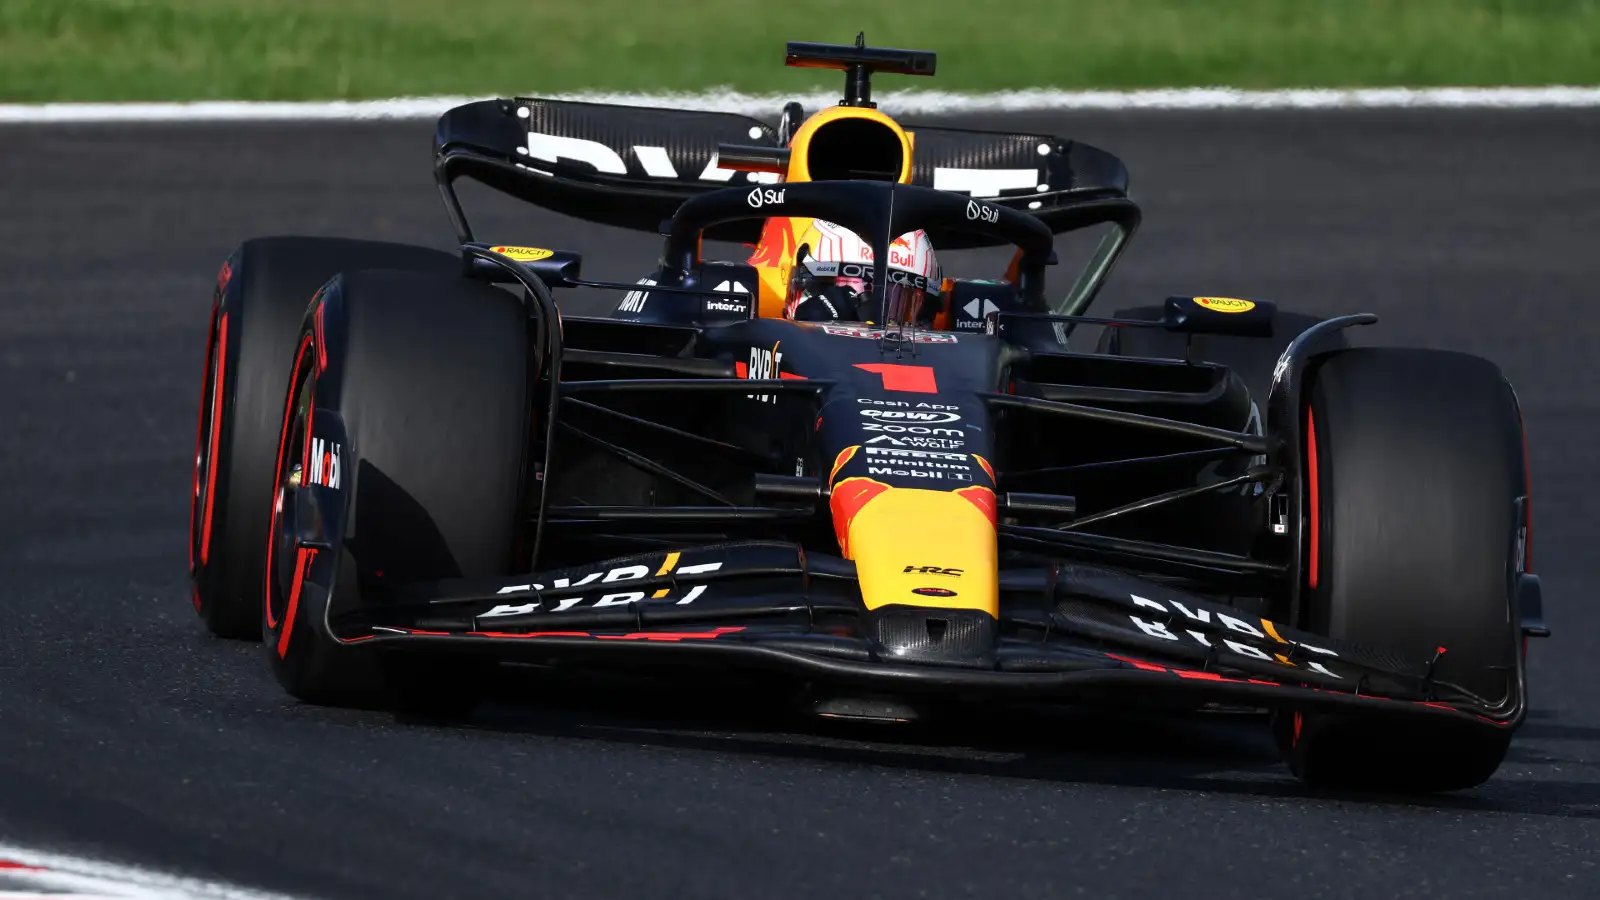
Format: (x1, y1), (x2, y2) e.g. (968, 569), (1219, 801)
(854, 363), (938, 393)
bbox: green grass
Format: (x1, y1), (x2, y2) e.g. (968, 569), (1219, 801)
(4, 0), (1600, 102)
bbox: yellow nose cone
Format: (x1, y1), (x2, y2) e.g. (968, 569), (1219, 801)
(842, 485), (999, 616)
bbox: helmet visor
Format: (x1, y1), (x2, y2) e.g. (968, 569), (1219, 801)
(787, 258), (933, 325)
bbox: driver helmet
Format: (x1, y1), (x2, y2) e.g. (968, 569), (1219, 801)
(784, 221), (942, 325)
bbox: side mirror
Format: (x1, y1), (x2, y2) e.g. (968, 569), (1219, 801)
(464, 244), (584, 288)
(1162, 295), (1275, 337)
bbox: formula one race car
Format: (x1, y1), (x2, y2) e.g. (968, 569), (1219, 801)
(189, 37), (1547, 792)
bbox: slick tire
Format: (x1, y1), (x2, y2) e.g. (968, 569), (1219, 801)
(262, 268), (530, 713)
(190, 237), (456, 639)
(1097, 306), (1349, 407)
(1276, 348), (1526, 792)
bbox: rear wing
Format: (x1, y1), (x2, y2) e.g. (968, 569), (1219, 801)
(432, 98), (1132, 248)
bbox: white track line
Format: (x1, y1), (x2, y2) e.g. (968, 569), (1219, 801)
(0, 843), (308, 900)
(1, 86), (1599, 124)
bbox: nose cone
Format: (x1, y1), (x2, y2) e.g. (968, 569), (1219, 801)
(831, 479), (999, 616)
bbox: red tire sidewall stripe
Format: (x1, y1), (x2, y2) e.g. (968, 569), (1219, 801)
(299, 388), (315, 484)
(265, 335), (314, 631)
(196, 310), (228, 560)
(189, 302), (221, 582)
(1306, 406), (1321, 592)
(314, 299), (328, 372)
(277, 547), (315, 658)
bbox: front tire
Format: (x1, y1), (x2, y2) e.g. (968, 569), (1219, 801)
(1278, 348), (1526, 792)
(190, 237), (456, 639)
(262, 268), (532, 712)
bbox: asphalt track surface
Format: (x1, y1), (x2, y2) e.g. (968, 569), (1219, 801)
(3, 110), (1599, 899)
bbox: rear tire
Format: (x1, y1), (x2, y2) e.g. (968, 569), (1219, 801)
(1278, 348), (1525, 792)
(262, 268), (531, 713)
(190, 238), (456, 639)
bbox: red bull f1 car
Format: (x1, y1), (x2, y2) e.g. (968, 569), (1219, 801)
(188, 38), (1547, 792)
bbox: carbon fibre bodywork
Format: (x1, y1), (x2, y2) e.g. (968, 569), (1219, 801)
(305, 536), (1523, 731)
(238, 40), (1537, 769)
(277, 241), (1528, 737)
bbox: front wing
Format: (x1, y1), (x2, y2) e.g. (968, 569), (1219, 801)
(330, 541), (1523, 730)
